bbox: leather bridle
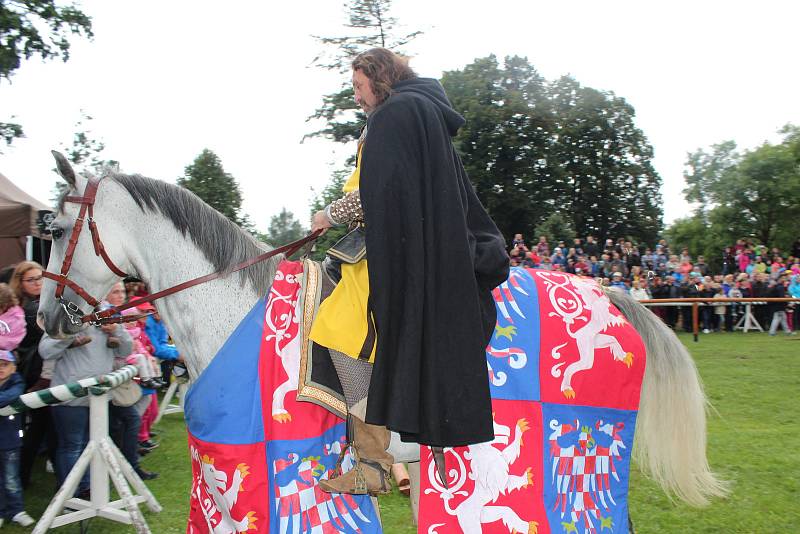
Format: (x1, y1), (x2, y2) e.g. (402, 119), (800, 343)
(43, 176), (320, 327)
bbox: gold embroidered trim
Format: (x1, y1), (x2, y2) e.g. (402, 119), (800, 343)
(297, 259), (347, 417)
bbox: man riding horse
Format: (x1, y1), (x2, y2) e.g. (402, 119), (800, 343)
(310, 47), (509, 495)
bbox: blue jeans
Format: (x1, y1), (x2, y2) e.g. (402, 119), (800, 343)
(0, 448), (23, 519)
(51, 405), (90, 494)
(109, 404), (141, 471)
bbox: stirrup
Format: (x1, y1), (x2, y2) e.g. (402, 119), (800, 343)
(329, 413), (356, 480)
(319, 455), (391, 496)
(330, 443), (351, 480)
(358, 458), (391, 495)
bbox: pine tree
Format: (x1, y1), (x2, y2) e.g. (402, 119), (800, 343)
(177, 149), (249, 227)
(306, 0), (422, 144)
(263, 208), (306, 247)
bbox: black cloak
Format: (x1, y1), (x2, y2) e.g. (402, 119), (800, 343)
(360, 78), (510, 447)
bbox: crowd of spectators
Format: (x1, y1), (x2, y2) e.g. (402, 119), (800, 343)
(508, 234), (800, 335)
(0, 262), (183, 523)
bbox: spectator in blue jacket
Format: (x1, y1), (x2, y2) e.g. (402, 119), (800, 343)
(143, 306), (180, 384)
(143, 311), (179, 362)
(610, 272), (628, 291)
(0, 351), (35, 527)
(550, 247), (568, 268)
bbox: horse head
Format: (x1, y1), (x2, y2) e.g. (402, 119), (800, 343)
(38, 151), (132, 338)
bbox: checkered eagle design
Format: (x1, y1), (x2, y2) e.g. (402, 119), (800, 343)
(548, 418), (627, 534)
(273, 452), (371, 534)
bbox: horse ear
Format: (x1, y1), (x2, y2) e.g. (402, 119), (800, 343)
(51, 150), (77, 187)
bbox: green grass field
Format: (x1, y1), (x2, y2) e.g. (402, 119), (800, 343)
(4, 332), (798, 533)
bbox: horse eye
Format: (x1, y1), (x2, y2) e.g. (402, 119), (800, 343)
(51, 226), (64, 240)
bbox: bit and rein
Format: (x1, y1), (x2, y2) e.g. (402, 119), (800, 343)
(43, 175), (320, 327)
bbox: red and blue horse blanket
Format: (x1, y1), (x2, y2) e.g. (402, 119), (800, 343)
(185, 263), (645, 534)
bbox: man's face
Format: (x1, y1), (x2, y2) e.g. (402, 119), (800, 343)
(352, 69), (378, 114)
(0, 360), (16, 381)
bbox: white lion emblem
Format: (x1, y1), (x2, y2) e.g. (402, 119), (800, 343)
(426, 417), (538, 534)
(536, 272), (634, 399)
(190, 446), (257, 533)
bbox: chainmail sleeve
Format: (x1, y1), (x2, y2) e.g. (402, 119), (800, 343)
(325, 189), (364, 226)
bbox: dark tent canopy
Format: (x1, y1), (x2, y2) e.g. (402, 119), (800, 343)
(0, 172), (51, 269)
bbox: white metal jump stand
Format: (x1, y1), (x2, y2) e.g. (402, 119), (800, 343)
(155, 379), (188, 424)
(734, 302), (764, 333)
(33, 385), (162, 534)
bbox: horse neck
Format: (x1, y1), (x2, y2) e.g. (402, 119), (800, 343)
(127, 214), (276, 379)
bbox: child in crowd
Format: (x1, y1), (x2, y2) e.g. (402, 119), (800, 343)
(713, 285), (727, 332)
(0, 284), (26, 352)
(0, 351), (35, 527)
(120, 308), (164, 390)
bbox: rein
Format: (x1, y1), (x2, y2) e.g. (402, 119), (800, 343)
(43, 175), (321, 326)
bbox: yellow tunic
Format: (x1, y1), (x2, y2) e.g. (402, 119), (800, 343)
(309, 148), (376, 362)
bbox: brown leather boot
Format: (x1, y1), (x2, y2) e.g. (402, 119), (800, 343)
(319, 416), (393, 495)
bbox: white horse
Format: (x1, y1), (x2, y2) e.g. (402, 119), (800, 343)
(37, 154), (726, 527)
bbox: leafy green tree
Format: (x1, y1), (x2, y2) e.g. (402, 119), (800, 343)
(177, 149), (251, 228)
(1, 0), (93, 147)
(443, 55), (663, 245)
(534, 212), (575, 247)
(546, 76), (662, 244)
(442, 55), (552, 244)
(676, 127), (800, 253)
(308, 170), (348, 260)
(1, 121), (23, 145)
(683, 141), (739, 215)
(719, 141), (799, 246)
(664, 215), (728, 271)
(263, 208), (306, 247)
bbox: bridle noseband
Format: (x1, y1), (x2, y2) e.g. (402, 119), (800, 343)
(43, 176), (320, 327)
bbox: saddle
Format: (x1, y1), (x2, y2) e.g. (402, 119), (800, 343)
(295, 259), (348, 418)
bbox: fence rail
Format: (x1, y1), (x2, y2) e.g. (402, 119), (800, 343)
(634, 296), (799, 341)
(0, 365), (138, 416)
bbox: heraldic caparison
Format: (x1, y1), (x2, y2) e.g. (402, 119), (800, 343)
(309, 47), (510, 495)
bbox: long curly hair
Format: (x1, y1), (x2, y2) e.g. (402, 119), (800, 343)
(351, 48), (416, 106)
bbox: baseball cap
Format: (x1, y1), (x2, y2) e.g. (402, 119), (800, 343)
(0, 350), (15, 363)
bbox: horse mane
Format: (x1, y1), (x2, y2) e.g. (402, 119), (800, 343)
(110, 172), (275, 295)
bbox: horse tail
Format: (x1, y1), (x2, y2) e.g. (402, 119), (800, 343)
(604, 287), (729, 506)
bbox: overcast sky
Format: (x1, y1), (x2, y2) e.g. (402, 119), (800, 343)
(2, 0), (798, 234)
